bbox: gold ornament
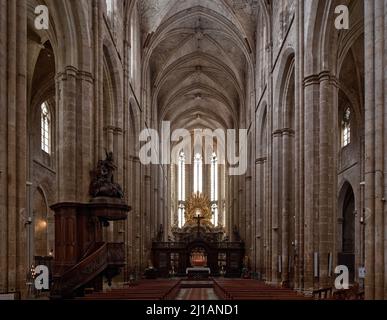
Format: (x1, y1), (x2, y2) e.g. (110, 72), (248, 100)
(184, 193), (213, 226)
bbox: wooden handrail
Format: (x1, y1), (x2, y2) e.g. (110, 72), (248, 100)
(52, 242), (125, 298)
(52, 243), (108, 297)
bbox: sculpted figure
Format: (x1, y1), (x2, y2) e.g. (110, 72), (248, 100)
(89, 151), (124, 199)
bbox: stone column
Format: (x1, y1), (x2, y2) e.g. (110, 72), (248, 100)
(0, 0), (28, 295)
(56, 66), (93, 203)
(234, 176), (240, 239)
(92, 0), (104, 162)
(294, 0), (305, 292)
(303, 75), (320, 292)
(143, 171), (151, 268)
(166, 164), (172, 236)
(134, 157), (142, 271)
(281, 129), (292, 283)
(219, 164), (225, 228)
(0, 0), (7, 293)
(364, 0), (387, 300)
(112, 126), (124, 244)
(255, 158), (266, 277)
(238, 175), (245, 241)
(271, 129), (281, 284)
(152, 165), (159, 237)
(249, 123), (257, 267)
(318, 73), (336, 288)
(245, 172), (252, 258)
(263, 39), (274, 283)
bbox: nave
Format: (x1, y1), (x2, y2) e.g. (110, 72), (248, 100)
(1, 0), (387, 301)
(74, 278), (363, 301)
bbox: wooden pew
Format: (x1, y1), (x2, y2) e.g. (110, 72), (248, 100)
(77, 280), (181, 300)
(213, 279), (311, 301)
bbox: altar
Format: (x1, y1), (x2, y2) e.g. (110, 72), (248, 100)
(152, 193), (245, 278)
(186, 267), (211, 280)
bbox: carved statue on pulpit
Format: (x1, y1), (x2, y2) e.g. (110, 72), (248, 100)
(89, 151), (124, 199)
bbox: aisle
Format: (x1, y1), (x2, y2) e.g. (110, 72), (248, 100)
(176, 288), (220, 300)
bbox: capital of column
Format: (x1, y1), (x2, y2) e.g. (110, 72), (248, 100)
(272, 128), (295, 137)
(304, 71), (338, 87)
(256, 157), (267, 165)
(56, 66), (94, 84)
(104, 125), (124, 135)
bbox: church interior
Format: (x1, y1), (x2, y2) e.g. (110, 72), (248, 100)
(1, 0), (387, 301)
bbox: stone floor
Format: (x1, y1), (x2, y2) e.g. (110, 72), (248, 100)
(176, 288), (220, 300)
(180, 280), (214, 288)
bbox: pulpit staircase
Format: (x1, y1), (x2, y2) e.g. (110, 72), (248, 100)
(51, 242), (125, 299)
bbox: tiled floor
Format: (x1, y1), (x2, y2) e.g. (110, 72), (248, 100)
(180, 280), (214, 287)
(176, 288), (220, 300)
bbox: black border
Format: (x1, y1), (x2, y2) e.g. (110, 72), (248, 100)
(0, 300), (375, 320)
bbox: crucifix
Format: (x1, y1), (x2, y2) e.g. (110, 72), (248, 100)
(194, 211), (204, 238)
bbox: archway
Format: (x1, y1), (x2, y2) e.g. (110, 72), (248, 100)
(343, 188), (355, 254)
(32, 188), (51, 257)
(338, 182), (356, 282)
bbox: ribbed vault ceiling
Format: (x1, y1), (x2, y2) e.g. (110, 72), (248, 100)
(140, 0), (259, 131)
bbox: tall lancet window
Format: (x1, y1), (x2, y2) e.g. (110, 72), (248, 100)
(106, 0), (113, 15)
(211, 153), (219, 226)
(341, 107), (351, 148)
(178, 152), (186, 228)
(193, 153), (203, 194)
(41, 102), (51, 154)
(342, 107), (351, 147)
